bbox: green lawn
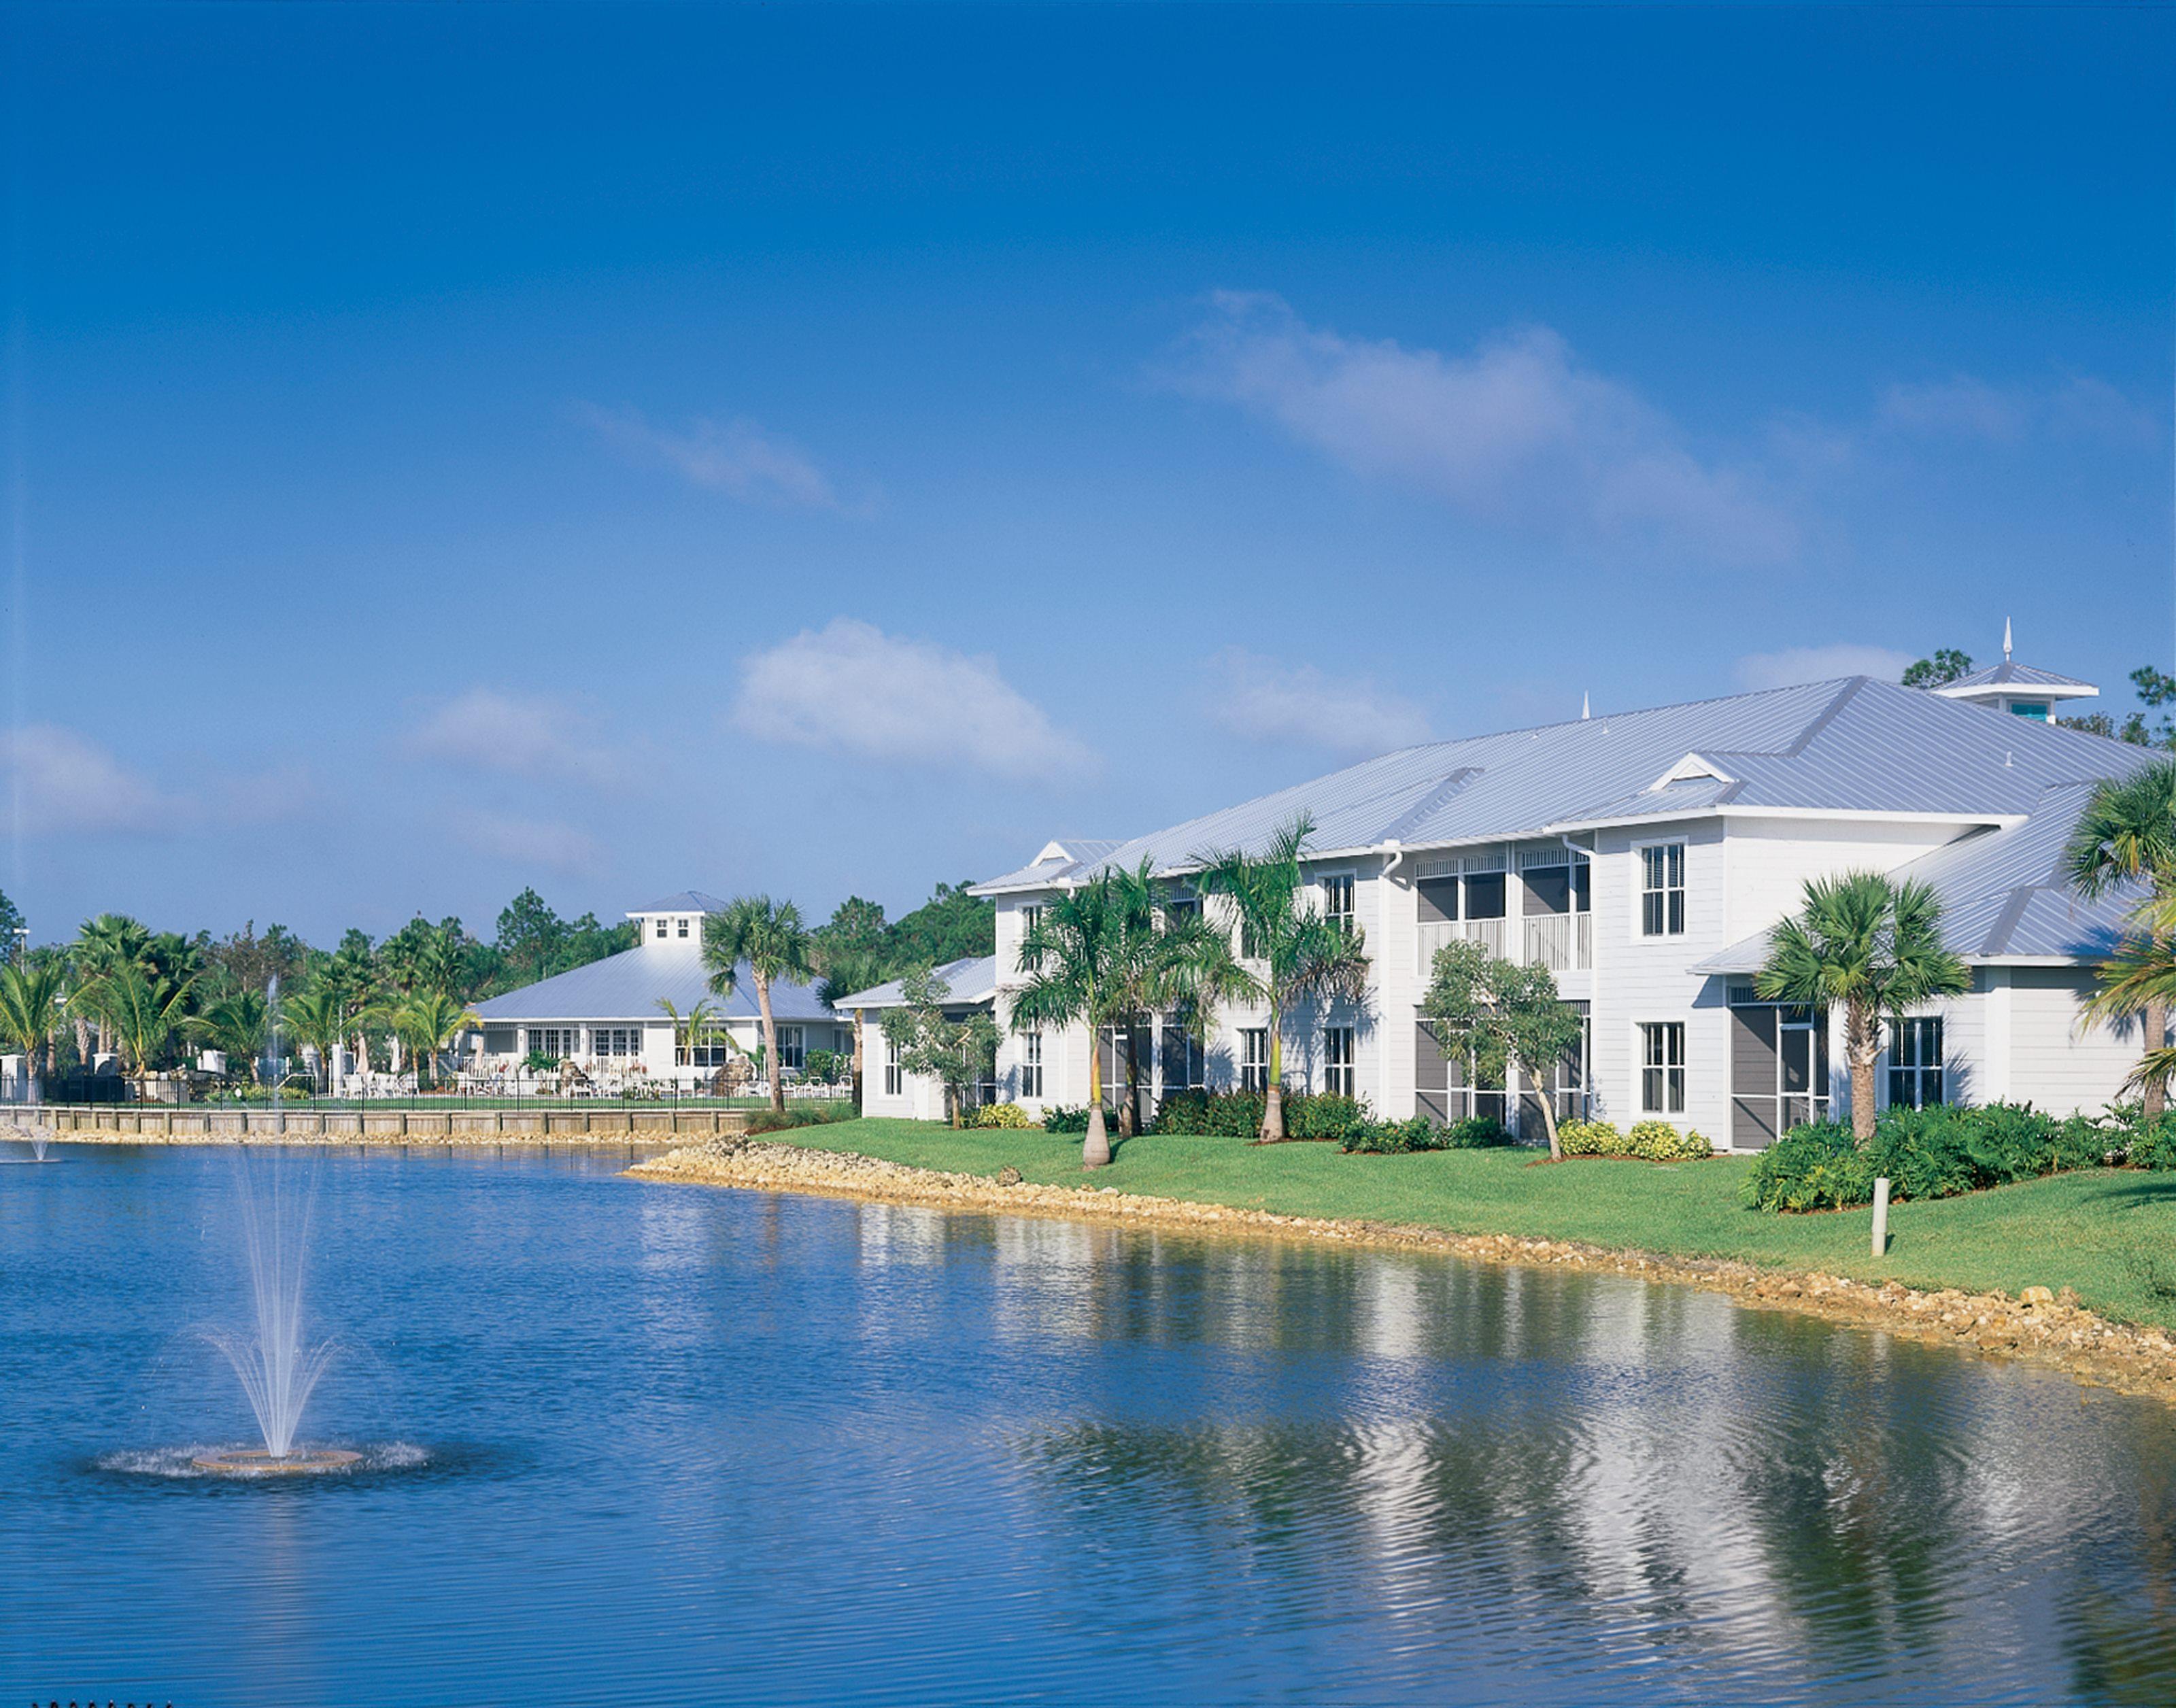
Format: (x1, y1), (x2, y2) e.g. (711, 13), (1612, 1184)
(770, 1118), (2176, 1331)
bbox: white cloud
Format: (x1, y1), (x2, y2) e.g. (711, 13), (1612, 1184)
(1171, 292), (1798, 564)
(407, 688), (621, 789)
(1734, 644), (1916, 693)
(1877, 372), (2159, 449)
(1, 724), (180, 838)
(1876, 376), (2031, 442)
(1205, 649), (1433, 757)
(452, 810), (606, 878)
(731, 618), (1094, 781)
(579, 403), (838, 509)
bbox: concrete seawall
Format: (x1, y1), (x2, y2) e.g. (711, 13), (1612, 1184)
(14, 1103), (755, 1142)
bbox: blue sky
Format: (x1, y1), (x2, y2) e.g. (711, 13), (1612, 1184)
(3, 3), (2171, 946)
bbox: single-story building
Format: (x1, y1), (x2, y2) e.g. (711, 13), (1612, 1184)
(469, 891), (851, 1091)
(834, 954), (999, 1121)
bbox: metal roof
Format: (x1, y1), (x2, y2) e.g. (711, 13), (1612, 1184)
(473, 942), (836, 1023)
(974, 677), (2152, 893)
(1930, 660), (2098, 701)
(628, 890), (732, 915)
(1695, 781), (2147, 974)
(830, 955), (998, 1012)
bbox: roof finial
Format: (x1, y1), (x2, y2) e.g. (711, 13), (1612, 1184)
(1581, 691), (1591, 721)
(2003, 616), (2013, 662)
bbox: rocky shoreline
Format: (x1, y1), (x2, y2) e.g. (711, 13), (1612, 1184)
(632, 1135), (2176, 1406)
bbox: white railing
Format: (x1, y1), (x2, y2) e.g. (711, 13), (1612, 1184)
(1524, 912), (1593, 973)
(1417, 913), (1591, 974)
(1416, 917), (1508, 966)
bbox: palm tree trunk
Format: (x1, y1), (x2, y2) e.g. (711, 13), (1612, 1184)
(1083, 1027), (1110, 1169)
(758, 976), (783, 1114)
(1848, 1000), (1880, 1146)
(1120, 1023), (1141, 1138)
(851, 1008), (866, 1115)
(1261, 1004), (1286, 1141)
(2146, 998), (2169, 1121)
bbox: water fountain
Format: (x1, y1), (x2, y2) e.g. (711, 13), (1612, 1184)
(192, 979), (356, 1475)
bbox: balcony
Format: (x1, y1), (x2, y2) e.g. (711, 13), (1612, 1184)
(1417, 912), (1591, 974)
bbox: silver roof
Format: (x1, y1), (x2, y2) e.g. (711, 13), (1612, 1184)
(629, 889), (732, 915)
(832, 955), (999, 1012)
(974, 677), (2150, 893)
(1931, 660), (2097, 699)
(1697, 779), (2147, 973)
(970, 839), (1124, 895)
(473, 941), (835, 1023)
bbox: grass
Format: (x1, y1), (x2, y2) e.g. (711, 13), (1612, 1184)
(766, 1118), (2176, 1333)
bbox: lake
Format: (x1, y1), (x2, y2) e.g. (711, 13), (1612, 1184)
(3, 1143), (2174, 1705)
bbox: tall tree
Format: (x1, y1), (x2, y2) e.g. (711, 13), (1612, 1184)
(1756, 872), (1969, 1144)
(90, 963), (196, 1082)
(1901, 650), (1973, 689)
(1192, 815), (1373, 1142)
(1008, 870), (1136, 1167)
(1421, 938), (1584, 1159)
(0, 960), (66, 1094)
(71, 914), (152, 1057)
(703, 896), (814, 1114)
(193, 989), (270, 1081)
(280, 985), (350, 1093)
(0, 889), (24, 963)
(2065, 759), (2176, 1117)
(394, 989), (480, 1092)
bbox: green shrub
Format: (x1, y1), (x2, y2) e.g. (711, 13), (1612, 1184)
(744, 1103), (854, 1135)
(1744, 1101), (2120, 1212)
(1042, 1104), (1094, 1133)
(1559, 1118), (1711, 1161)
(1149, 1089), (1265, 1137)
(972, 1101), (1034, 1129)
(1340, 1113), (1512, 1154)
(1284, 1093), (1376, 1142)
(2126, 1114), (2176, 1170)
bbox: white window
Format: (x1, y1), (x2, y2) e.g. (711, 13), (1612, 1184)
(655, 918), (670, 940)
(1240, 1028), (1270, 1093)
(593, 1027), (641, 1058)
(883, 1032), (902, 1097)
(1018, 904), (1044, 970)
(1641, 1022), (1686, 1114)
(681, 1025), (733, 1069)
(1640, 843), (1686, 938)
(1320, 874), (1355, 932)
(677, 918), (689, 938)
(776, 1025), (805, 1072)
(1889, 1018), (1945, 1109)
(1323, 1026), (1355, 1097)
(1021, 1032), (1044, 1099)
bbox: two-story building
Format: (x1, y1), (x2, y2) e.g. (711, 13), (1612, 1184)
(957, 667), (2153, 1150)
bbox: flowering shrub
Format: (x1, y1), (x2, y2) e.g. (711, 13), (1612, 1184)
(1559, 1118), (1712, 1161)
(972, 1101), (1034, 1129)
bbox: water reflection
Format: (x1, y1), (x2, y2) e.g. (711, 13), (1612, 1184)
(10, 1150), (2176, 1706)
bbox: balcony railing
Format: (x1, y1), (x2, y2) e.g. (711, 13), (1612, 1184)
(1417, 912), (1591, 974)
(1524, 912), (1592, 973)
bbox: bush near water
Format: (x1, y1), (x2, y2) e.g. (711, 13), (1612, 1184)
(1741, 1101), (2176, 1212)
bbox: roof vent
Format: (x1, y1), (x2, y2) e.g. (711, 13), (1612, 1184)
(1650, 751), (1737, 791)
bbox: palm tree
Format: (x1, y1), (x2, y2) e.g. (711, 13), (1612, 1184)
(1096, 861), (1256, 1138)
(1756, 871), (1969, 1146)
(1192, 814), (1373, 1142)
(92, 963), (196, 1082)
(702, 897), (813, 1114)
(1009, 869), (1138, 1167)
(71, 913), (151, 1057)
(657, 996), (723, 1078)
(280, 985), (349, 1093)
(0, 960), (67, 1097)
(394, 989), (479, 1092)
(2065, 762), (2176, 1118)
(192, 989), (269, 1082)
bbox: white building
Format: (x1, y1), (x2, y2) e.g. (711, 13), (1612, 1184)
(949, 664), (2154, 1150)
(836, 955), (1000, 1121)
(470, 891), (851, 1089)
